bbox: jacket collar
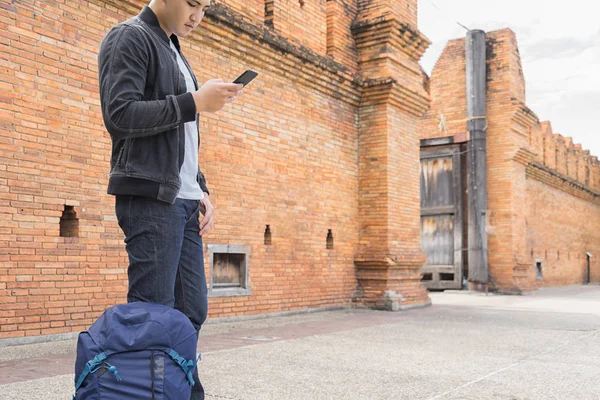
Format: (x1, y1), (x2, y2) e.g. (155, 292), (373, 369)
(138, 5), (182, 50)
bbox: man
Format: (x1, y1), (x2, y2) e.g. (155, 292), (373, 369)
(98, 1), (242, 398)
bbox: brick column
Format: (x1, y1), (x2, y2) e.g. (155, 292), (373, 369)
(352, 2), (431, 310)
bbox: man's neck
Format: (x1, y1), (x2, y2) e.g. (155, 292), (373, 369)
(148, 1), (173, 38)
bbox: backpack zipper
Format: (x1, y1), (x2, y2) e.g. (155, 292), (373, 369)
(150, 350), (155, 400)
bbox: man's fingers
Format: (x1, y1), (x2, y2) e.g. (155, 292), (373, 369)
(199, 221), (213, 236)
(228, 90), (242, 102)
(199, 208), (214, 236)
(222, 83), (243, 92)
(200, 212), (212, 226)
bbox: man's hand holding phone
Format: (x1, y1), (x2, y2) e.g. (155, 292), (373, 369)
(192, 70), (258, 113)
(192, 79), (243, 113)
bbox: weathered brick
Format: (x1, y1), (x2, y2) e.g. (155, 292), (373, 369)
(12, 0), (592, 341)
(421, 29), (600, 292)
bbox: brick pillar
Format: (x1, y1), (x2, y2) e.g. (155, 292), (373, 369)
(352, 1), (431, 310)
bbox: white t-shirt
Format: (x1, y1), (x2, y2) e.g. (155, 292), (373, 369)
(170, 40), (204, 201)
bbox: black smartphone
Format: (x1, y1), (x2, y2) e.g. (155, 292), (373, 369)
(233, 69), (258, 87)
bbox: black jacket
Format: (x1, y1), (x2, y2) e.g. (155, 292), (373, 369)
(98, 6), (209, 203)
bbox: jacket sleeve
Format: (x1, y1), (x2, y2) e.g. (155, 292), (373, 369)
(98, 25), (197, 140)
(197, 167), (210, 195)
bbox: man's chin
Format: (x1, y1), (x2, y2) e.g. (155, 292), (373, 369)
(179, 25), (195, 37)
(173, 29), (191, 38)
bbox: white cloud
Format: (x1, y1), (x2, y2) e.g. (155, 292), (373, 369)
(418, 0), (600, 157)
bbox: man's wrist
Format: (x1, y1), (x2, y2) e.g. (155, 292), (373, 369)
(192, 92), (205, 113)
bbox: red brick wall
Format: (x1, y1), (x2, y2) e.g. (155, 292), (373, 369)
(357, 0), (418, 28)
(541, 122), (556, 169)
(421, 28), (600, 291)
(351, 0), (430, 310)
(266, 0), (328, 55)
(526, 174), (600, 286)
(387, 105), (422, 257)
(223, 0), (265, 23)
(486, 30), (530, 291)
(356, 102), (389, 258)
(326, 0), (359, 69)
(420, 37), (466, 139)
(1, 0), (128, 339)
(0, 0), (369, 340)
(523, 121), (600, 287)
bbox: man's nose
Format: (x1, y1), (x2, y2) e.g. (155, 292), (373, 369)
(191, 9), (203, 21)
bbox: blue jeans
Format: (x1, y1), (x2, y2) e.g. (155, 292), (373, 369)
(116, 195), (207, 399)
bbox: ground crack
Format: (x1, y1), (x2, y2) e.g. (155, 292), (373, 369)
(206, 393), (243, 400)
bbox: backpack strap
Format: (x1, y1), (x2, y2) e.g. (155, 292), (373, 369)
(73, 353), (123, 399)
(74, 352), (107, 393)
(167, 349), (198, 387)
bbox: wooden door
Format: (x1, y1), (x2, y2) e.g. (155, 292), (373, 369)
(420, 146), (463, 289)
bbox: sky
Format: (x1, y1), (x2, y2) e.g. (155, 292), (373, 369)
(418, 0), (600, 157)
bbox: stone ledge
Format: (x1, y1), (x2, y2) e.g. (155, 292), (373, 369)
(354, 258), (429, 311)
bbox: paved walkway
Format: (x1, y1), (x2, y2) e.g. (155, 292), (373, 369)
(1, 285), (599, 399)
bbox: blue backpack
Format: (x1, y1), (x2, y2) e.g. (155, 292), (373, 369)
(73, 302), (199, 399)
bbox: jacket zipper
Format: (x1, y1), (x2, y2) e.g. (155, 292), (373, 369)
(173, 48), (184, 171)
(176, 62), (180, 95)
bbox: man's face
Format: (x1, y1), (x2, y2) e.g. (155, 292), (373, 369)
(165, 0), (211, 37)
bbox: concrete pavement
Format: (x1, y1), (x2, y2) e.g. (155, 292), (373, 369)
(1, 285), (599, 399)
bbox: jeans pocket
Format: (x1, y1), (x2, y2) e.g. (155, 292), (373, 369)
(115, 195), (132, 236)
(186, 200), (201, 224)
(135, 196), (174, 220)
